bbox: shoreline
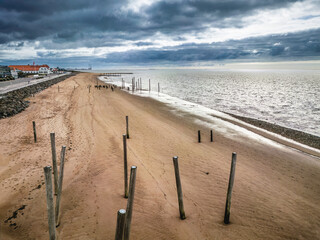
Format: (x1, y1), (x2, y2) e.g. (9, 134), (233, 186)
(225, 112), (320, 150)
(100, 76), (320, 157)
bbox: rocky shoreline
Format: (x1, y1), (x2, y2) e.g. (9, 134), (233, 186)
(0, 73), (77, 118)
(227, 112), (320, 150)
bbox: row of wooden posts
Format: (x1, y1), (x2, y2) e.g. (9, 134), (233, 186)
(120, 116), (237, 231)
(197, 129), (214, 143)
(119, 77), (160, 94)
(31, 112), (236, 240)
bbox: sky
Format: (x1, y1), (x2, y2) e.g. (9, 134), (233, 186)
(0, 0), (319, 68)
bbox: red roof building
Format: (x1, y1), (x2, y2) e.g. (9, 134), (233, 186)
(9, 64), (50, 73)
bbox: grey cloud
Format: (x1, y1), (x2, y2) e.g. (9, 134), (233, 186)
(101, 28), (320, 63)
(0, 0), (302, 46)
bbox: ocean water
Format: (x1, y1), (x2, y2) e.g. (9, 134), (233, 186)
(96, 69), (320, 137)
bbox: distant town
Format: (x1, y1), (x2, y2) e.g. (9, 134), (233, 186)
(0, 63), (67, 81)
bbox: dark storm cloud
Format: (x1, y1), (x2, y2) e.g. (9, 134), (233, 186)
(102, 28), (320, 63)
(0, 0), (302, 45)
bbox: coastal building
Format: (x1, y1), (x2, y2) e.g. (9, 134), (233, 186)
(0, 66), (11, 78)
(8, 64), (51, 74)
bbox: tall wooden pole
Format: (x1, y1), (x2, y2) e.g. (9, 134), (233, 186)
(115, 209), (126, 240)
(32, 121), (37, 143)
(173, 156), (186, 220)
(126, 116), (129, 139)
(224, 152), (237, 224)
(44, 166), (56, 240)
(123, 134), (128, 198)
(55, 146), (66, 227)
(149, 79), (150, 92)
(158, 82), (160, 94)
(50, 133), (59, 195)
(198, 130), (201, 143)
(124, 166), (137, 240)
(210, 130), (213, 142)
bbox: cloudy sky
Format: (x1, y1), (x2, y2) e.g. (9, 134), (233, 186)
(0, 0), (319, 68)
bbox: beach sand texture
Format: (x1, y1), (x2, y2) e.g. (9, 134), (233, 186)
(0, 73), (319, 239)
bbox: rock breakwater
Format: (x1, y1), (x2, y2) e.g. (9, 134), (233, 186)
(0, 73), (77, 118)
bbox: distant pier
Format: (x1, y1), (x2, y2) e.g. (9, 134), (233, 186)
(100, 73), (133, 76)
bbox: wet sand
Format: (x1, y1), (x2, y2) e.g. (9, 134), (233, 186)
(0, 73), (320, 239)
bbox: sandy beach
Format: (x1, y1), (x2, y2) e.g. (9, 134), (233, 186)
(1, 72), (320, 239)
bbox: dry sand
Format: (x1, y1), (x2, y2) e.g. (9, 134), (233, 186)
(0, 73), (319, 239)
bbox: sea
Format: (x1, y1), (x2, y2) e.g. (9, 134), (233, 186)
(92, 69), (320, 137)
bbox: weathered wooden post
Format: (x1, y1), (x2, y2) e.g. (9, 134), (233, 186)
(58, 86), (59, 92)
(32, 121), (37, 143)
(55, 146), (66, 227)
(224, 152), (237, 224)
(198, 130), (201, 143)
(173, 156), (186, 220)
(50, 133), (59, 195)
(158, 82), (160, 94)
(132, 78), (134, 92)
(210, 130), (213, 142)
(124, 166), (137, 240)
(44, 166), (56, 240)
(123, 134), (128, 198)
(149, 79), (150, 92)
(126, 116), (130, 139)
(115, 209), (126, 240)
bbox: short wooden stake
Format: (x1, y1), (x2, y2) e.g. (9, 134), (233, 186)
(55, 146), (66, 227)
(124, 166), (137, 240)
(173, 156), (186, 220)
(32, 121), (37, 143)
(115, 209), (126, 240)
(123, 134), (128, 198)
(198, 130), (201, 143)
(224, 152), (237, 224)
(210, 130), (213, 142)
(50, 133), (59, 195)
(44, 166), (56, 240)
(126, 116), (129, 139)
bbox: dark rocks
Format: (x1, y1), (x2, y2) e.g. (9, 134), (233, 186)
(0, 73), (77, 118)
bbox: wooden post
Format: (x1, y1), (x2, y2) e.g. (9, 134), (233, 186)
(158, 82), (160, 94)
(124, 166), (137, 240)
(224, 152), (237, 224)
(126, 116), (129, 139)
(149, 79), (150, 92)
(44, 166), (56, 240)
(50, 133), (59, 195)
(58, 86), (59, 92)
(210, 130), (213, 142)
(123, 134), (128, 198)
(55, 146), (66, 227)
(115, 209), (126, 240)
(173, 157), (186, 220)
(132, 78), (134, 92)
(32, 121), (37, 143)
(198, 130), (201, 143)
